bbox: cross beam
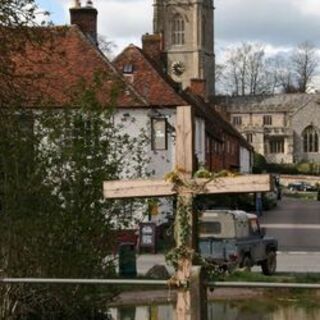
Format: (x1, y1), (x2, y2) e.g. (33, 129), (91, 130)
(103, 174), (272, 199)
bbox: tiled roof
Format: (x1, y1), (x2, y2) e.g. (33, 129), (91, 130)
(213, 94), (319, 114)
(5, 26), (148, 108)
(113, 45), (188, 107)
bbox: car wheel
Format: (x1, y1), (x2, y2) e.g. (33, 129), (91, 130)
(261, 250), (277, 275)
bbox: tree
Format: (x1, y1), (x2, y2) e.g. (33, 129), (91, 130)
(266, 55), (298, 94)
(0, 0), (42, 27)
(0, 0), (49, 107)
(220, 43), (271, 96)
(217, 41), (320, 95)
(252, 153), (267, 173)
(0, 76), (150, 319)
(291, 41), (319, 93)
(98, 35), (117, 59)
(0, 2), (150, 318)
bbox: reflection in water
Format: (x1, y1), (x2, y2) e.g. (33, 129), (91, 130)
(109, 301), (320, 320)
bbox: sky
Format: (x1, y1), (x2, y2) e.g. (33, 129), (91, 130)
(36, 0), (320, 56)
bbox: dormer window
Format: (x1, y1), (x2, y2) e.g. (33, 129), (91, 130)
(123, 64), (134, 74)
(171, 14), (185, 45)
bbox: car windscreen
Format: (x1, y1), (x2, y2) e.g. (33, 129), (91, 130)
(199, 222), (222, 235)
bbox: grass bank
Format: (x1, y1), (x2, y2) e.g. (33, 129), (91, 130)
(282, 190), (317, 200)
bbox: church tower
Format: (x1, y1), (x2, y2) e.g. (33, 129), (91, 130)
(153, 0), (215, 97)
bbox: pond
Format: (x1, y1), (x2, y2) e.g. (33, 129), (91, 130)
(108, 301), (320, 320)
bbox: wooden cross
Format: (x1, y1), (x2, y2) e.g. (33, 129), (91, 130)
(104, 106), (272, 320)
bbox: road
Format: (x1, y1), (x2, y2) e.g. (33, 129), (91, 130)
(136, 197), (320, 273)
(137, 252), (320, 274)
(260, 197), (320, 252)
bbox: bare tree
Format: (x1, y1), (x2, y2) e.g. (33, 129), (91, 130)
(221, 43), (269, 96)
(98, 34), (117, 58)
(214, 63), (225, 84)
(247, 44), (265, 95)
(217, 41), (320, 96)
(291, 41), (319, 93)
(266, 55), (298, 93)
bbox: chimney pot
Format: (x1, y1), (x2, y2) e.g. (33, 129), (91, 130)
(73, 0), (81, 8)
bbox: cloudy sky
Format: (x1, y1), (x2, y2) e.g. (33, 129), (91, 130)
(37, 0), (320, 55)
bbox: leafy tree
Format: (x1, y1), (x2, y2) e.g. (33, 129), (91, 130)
(0, 0), (50, 107)
(0, 76), (150, 319)
(252, 153), (267, 173)
(0, 1), (151, 318)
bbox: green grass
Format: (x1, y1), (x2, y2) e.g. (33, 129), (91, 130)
(216, 272), (320, 307)
(283, 190), (317, 200)
(217, 271), (320, 284)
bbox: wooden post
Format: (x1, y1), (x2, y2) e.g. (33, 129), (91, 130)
(174, 106), (206, 320)
(175, 106), (194, 175)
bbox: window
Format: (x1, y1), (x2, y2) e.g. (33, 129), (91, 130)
(205, 135), (212, 169)
(269, 139), (284, 154)
(303, 126), (319, 153)
(263, 115), (272, 126)
(226, 140), (231, 154)
(214, 141), (218, 154)
(151, 118), (167, 150)
(202, 15), (206, 46)
(72, 116), (99, 149)
(232, 116), (242, 126)
(199, 222), (222, 235)
(246, 133), (253, 143)
(123, 64), (134, 74)
(171, 14), (185, 45)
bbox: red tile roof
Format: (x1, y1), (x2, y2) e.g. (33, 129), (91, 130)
(5, 26), (147, 108)
(113, 45), (188, 107)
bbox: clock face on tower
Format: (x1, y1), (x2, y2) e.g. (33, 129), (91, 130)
(171, 61), (185, 76)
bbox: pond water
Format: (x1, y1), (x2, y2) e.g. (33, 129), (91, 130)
(108, 301), (320, 320)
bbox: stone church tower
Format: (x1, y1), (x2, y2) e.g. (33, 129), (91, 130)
(153, 0), (215, 97)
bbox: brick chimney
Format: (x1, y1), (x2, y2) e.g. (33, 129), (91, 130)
(142, 33), (164, 65)
(190, 79), (207, 100)
(70, 0), (98, 45)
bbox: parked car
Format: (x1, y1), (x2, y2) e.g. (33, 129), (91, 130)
(198, 210), (278, 275)
(288, 182), (317, 192)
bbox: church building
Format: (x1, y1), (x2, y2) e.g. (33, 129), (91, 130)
(153, 0), (215, 96)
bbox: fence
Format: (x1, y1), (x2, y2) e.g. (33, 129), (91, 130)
(2, 278), (320, 290)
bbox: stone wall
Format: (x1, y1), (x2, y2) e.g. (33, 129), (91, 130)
(217, 94), (320, 165)
(280, 175), (320, 187)
(291, 100), (320, 163)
